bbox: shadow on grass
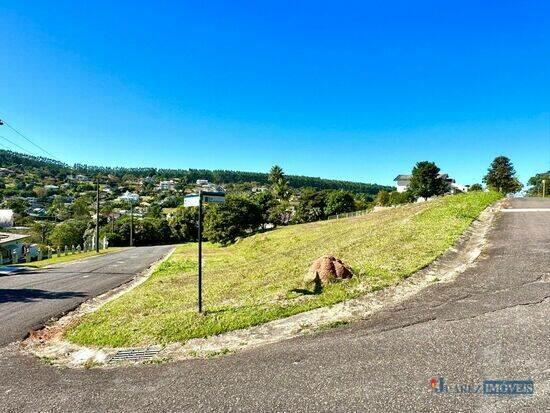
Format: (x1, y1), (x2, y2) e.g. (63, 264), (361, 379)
(291, 278), (323, 296)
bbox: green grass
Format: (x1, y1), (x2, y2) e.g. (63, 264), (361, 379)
(18, 247), (126, 268)
(66, 191), (501, 347)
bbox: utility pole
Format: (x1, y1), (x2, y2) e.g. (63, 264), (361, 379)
(129, 201), (134, 247)
(95, 177), (100, 253)
(543, 179), (547, 198)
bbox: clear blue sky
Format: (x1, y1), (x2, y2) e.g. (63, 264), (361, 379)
(0, 1), (548, 186)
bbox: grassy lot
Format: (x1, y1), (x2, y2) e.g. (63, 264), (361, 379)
(18, 248), (126, 268)
(66, 191), (501, 347)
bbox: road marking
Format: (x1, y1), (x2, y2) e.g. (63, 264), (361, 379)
(502, 208), (550, 212)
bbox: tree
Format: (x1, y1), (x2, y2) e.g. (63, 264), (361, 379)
(293, 189), (328, 223)
(483, 156), (523, 194)
(49, 219), (89, 248)
(408, 161), (449, 199)
(169, 206), (199, 242)
(71, 196), (91, 218)
(48, 196), (69, 221)
(375, 190), (390, 206)
(324, 190), (355, 216)
(469, 183), (483, 191)
(203, 195), (263, 244)
(254, 191), (277, 228)
(527, 171), (550, 196)
(31, 221), (55, 244)
(268, 165), (291, 200)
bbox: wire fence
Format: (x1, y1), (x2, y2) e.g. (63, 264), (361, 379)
(327, 209), (370, 220)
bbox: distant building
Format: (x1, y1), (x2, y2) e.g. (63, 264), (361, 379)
(75, 174), (90, 182)
(0, 210), (14, 228)
(118, 191), (140, 203)
(158, 180), (176, 191)
(0, 232), (31, 264)
(196, 179), (209, 186)
(44, 184), (59, 191)
(393, 174), (456, 193)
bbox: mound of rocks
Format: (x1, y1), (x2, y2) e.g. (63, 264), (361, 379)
(305, 255), (353, 285)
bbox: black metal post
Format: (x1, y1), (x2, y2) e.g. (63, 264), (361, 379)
(130, 202), (134, 247)
(95, 177), (100, 253)
(198, 191), (203, 313)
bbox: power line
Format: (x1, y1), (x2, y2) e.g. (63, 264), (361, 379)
(0, 134), (36, 156)
(0, 118), (58, 160)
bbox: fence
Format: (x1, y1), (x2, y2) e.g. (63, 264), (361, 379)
(11, 237), (109, 265)
(327, 209), (370, 220)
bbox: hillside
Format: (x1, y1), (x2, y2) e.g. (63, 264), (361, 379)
(0, 149), (392, 194)
(66, 191), (502, 347)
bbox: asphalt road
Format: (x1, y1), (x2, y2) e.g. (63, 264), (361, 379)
(0, 245), (173, 346)
(1, 198), (549, 412)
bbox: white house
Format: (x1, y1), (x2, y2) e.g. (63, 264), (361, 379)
(158, 180), (176, 191)
(196, 179), (209, 186)
(118, 191), (140, 203)
(0, 209), (14, 228)
(393, 173), (457, 193)
(0, 232), (31, 264)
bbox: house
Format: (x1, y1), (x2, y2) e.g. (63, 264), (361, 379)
(0, 209), (14, 228)
(158, 180), (176, 191)
(196, 179), (209, 186)
(75, 174), (90, 182)
(44, 184), (59, 191)
(0, 232), (31, 264)
(118, 191), (140, 203)
(393, 174), (457, 193)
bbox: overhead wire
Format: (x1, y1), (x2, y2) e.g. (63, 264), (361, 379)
(0, 117), (59, 160)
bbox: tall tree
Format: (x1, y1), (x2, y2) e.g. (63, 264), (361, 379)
(268, 165), (291, 200)
(483, 156), (523, 194)
(408, 161), (449, 199)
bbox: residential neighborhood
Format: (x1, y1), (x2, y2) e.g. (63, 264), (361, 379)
(0, 2), (548, 412)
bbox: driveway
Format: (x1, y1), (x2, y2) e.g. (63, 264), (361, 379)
(0, 198), (548, 412)
(0, 245), (173, 346)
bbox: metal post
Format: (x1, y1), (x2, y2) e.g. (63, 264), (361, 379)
(130, 202), (134, 246)
(198, 191), (203, 313)
(95, 177), (100, 253)
(543, 179), (546, 198)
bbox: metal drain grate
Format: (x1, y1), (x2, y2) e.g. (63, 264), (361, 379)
(109, 347), (161, 363)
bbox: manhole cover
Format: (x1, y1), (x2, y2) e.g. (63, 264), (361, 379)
(109, 347), (161, 363)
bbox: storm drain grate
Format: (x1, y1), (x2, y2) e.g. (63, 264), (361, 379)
(109, 347), (161, 363)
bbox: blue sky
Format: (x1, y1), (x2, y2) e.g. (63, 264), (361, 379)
(0, 1), (548, 186)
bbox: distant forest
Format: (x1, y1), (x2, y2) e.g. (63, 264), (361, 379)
(0, 149), (393, 194)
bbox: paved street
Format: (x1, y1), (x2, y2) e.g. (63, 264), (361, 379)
(0, 246), (173, 346)
(1, 198), (548, 412)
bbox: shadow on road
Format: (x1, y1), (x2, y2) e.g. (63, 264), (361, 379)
(0, 288), (87, 303)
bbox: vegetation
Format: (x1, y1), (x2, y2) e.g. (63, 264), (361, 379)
(409, 161), (450, 198)
(66, 191), (502, 347)
(483, 156), (523, 194)
(0, 149), (392, 249)
(469, 183), (483, 191)
(526, 171), (549, 197)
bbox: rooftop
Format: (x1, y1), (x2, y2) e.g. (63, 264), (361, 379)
(0, 232), (30, 245)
